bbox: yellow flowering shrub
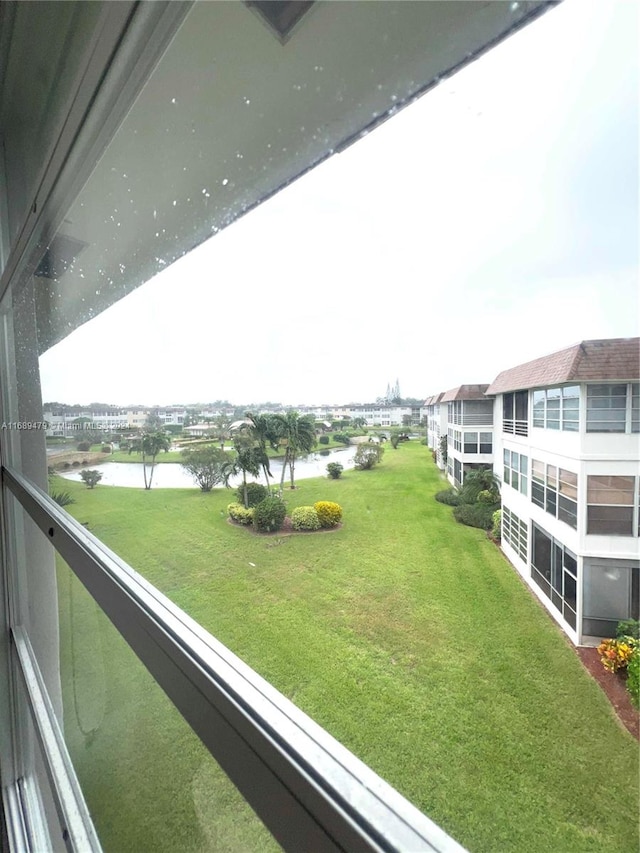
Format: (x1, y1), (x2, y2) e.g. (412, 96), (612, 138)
(597, 637), (637, 673)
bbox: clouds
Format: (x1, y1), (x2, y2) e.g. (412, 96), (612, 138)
(39, 0), (638, 406)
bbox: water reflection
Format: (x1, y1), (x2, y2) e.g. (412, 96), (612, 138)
(59, 446), (358, 489)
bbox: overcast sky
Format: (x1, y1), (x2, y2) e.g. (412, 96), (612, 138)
(39, 0), (639, 408)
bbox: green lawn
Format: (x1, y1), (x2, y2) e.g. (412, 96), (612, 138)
(56, 443), (639, 853)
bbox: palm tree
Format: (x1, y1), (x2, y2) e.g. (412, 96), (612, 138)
(272, 412), (317, 490)
(223, 433), (262, 508)
(140, 430), (171, 489)
(244, 412), (279, 491)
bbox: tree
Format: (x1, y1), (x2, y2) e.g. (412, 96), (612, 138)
(223, 433), (263, 508)
(351, 417), (367, 429)
(390, 431), (401, 449)
(272, 412), (316, 490)
(79, 469), (103, 489)
(402, 414), (412, 427)
(145, 409), (164, 431)
(181, 446), (231, 492)
(140, 430), (171, 489)
(439, 435), (448, 464)
(244, 412), (279, 490)
(353, 444), (384, 470)
(211, 414), (233, 448)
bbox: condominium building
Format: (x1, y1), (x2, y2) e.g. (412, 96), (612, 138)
(424, 393), (447, 469)
(487, 339), (640, 645)
(441, 385), (495, 488)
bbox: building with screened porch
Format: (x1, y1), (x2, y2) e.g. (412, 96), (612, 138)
(487, 338), (640, 646)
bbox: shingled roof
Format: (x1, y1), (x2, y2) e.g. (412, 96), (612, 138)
(424, 392), (445, 406)
(440, 384), (491, 402)
(486, 338), (640, 395)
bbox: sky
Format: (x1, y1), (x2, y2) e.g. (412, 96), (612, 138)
(39, 0), (639, 407)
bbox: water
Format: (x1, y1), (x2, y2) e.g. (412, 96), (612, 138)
(58, 446), (358, 489)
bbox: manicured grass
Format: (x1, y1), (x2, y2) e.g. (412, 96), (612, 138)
(56, 444), (639, 853)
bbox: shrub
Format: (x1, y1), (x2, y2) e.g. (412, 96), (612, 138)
(617, 619), (640, 641)
(597, 637), (637, 673)
(101, 444), (112, 453)
(318, 435), (329, 445)
(326, 462), (343, 479)
(80, 469), (103, 489)
(50, 490), (75, 507)
(77, 441), (91, 452)
(491, 509), (502, 540)
(332, 433), (351, 445)
(227, 503), (254, 525)
(319, 449), (330, 456)
(452, 503), (495, 530)
(435, 489), (460, 506)
(477, 489), (497, 505)
(291, 506), (321, 531)
(626, 646), (639, 708)
(236, 482), (268, 508)
(314, 500), (342, 528)
(253, 497), (287, 532)
(353, 444), (383, 470)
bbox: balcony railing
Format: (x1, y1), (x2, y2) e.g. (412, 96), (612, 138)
(502, 419), (528, 437)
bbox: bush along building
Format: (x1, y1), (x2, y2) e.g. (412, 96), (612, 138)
(486, 338), (639, 646)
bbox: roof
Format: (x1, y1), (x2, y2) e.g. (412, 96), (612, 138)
(486, 338), (640, 394)
(440, 384), (491, 402)
(424, 392), (444, 406)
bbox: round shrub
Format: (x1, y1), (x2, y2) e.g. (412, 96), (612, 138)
(227, 503), (254, 525)
(435, 489), (460, 506)
(477, 489), (496, 505)
(77, 441), (91, 452)
(326, 462), (343, 479)
(291, 506), (321, 531)
(101, 444), (112, 453)
(314, 500), (342, 528)
(253, 497), (286, 532)
(318, 435), (329, 445)
(236, 481), (268, 508)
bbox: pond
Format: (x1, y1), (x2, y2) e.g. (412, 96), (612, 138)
(58, 445), (359, 489)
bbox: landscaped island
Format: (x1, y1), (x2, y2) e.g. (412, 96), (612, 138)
(56, 442), (638, 853)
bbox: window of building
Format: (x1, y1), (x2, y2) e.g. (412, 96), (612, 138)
(502, 390), (529, 435)
(463, 431), (493, 454)
(502, 506), (528, 563)
(503, 450), (528, 495)
(453, 458), (462, 487)
(532, 525), (578, 630)
(587, 475), (638, 536)
(586, 383), (640, 433)
(531, 460), (578, 529)
(532, 386), (579, 431)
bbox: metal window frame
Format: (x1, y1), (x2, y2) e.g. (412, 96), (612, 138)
(3, 464), (467, 853)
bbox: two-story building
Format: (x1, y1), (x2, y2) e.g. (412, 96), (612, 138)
(487, 338), (640, 645)
(441, 385), (495, 488)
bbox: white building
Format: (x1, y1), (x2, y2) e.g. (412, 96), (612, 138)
(348, 405), (412, 427)
(424, 393), (448, 469)
(441, 385), (495, 488)
(487, 339), (640, 645)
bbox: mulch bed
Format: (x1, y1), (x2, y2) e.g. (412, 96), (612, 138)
(576, 647), (639, 740)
